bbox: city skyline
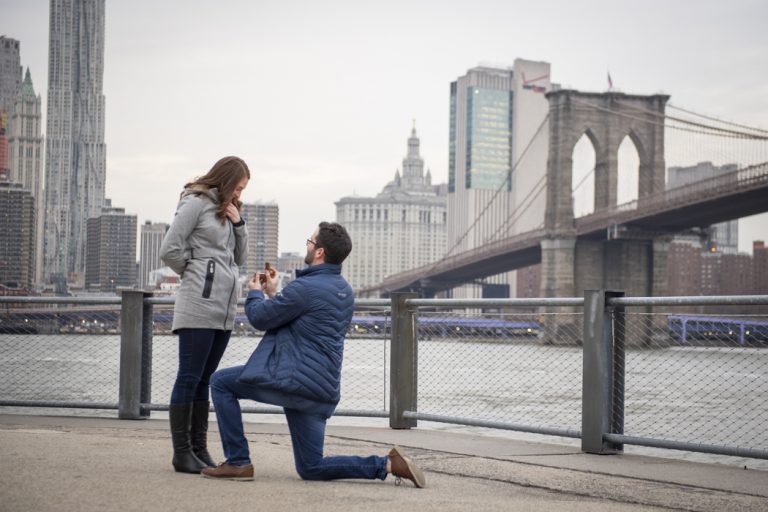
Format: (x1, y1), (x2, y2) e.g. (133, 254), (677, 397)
(4, 0), (768, 257)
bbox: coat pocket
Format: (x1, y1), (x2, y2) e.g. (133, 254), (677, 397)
(202, 259), (215, 298)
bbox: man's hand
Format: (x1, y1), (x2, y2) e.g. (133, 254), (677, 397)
(248, 273), (263, 292)
(262, 266), (278, 298)
(248, 266), (279, 297)
(225, 203), (241, 223)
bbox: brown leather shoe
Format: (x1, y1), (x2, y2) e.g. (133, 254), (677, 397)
(200, 462), (254, 481)
(388, 445), (426, 488)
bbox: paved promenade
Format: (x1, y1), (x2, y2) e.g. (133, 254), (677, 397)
(1, 413), (766, 511)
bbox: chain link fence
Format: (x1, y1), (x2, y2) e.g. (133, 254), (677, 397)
(0, 302), (122, 408)
(416, 309), (583, 434)
(0, 298), (391, 417)
(614, 309), (768, 453)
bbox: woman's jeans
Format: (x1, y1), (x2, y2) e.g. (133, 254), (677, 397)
(170, 328), (231, 404)
(210, 365), (388, 481)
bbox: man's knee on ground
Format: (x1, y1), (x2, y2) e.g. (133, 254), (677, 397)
(296, 462), (326, 481)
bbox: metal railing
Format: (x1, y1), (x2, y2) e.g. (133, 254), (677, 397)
(1, 290), (766, 461)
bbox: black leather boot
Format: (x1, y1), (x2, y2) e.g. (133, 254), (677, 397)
(190, 400), (216, 467)
(169, 403), (207, 473)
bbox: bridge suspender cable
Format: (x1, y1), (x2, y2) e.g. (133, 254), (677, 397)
(621, 101), (768, 136)
(486, 173), (546, 242)
(567, 97), (768, 140)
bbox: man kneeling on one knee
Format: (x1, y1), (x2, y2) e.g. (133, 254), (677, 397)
(202, 221), (426, 487)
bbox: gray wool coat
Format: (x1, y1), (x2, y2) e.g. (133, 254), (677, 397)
(159, 186), (248, 332)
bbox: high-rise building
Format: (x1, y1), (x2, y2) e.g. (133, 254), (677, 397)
(241, 201), (279, 276)
(336, 126), (447, 292)
(0, 36), (22, 119)
(85, 202), (137, 293)
(667, 162), (739, 253)
(8, 69), (44, 283)
(44, 0), (107, 283)
(447, 60), (553, 298)
(0, 182), (36, 289)
(139, 221), (169, 289)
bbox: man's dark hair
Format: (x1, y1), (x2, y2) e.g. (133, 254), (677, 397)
(316, 222), (352, 264)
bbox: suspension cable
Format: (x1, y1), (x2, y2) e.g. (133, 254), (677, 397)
(567, 97), (768, 140)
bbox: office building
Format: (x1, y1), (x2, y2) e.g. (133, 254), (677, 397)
(241, 201), (279, 276)
(44, 0), (107, 283)
(0, 36), (22, 119)
(0, 182), (36, 289)
(336, 126), (447, 292)
(139, 221), (169, 289)
(8, 69), (44, 283)
(447, 60), (553, 298)
(85, 202), (137, 293)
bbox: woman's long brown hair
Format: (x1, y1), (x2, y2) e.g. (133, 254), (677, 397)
(184, 156), (251, 222)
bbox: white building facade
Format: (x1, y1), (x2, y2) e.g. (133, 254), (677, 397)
(139, 221), (169, 289)
(336, 126), (447, 292)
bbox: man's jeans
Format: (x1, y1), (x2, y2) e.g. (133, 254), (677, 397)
(210, 365), (388, 481)
(170, 328), (231, 404)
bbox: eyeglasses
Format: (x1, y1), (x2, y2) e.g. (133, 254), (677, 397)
(306, 238), (321, 248)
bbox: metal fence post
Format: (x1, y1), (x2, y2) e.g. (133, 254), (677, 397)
(140, 292), (154, 417)
(119, 290), (152, 419)
(390, 292), (418, 429)
(582, 289), (624, 454)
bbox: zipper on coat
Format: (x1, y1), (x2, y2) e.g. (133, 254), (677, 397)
(224, 221), (236, 328)
(202, 259), (215, 298)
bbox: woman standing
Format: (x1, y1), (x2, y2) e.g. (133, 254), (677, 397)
(160, 156), (250, 473)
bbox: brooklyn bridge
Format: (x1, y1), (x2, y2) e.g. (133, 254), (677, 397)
(362, 89), (768, 298)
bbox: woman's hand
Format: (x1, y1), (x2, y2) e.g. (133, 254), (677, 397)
(225, 203), (241, 223)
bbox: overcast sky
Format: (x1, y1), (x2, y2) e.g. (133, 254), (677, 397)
(4, 0), (768, 255)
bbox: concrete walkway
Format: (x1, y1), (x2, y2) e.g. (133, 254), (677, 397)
(1, 414), (766, 512)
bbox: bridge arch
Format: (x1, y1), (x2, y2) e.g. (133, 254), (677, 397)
(571, 131), (597, 217)
(544, 90), (668, 233)
(617, 134), (641, 206)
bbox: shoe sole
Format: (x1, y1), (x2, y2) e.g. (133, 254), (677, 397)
(392, 445), (426, 488)
(201, 472), (254, 481)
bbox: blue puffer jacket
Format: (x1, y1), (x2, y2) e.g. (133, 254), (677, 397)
(237, 263), (354, 418)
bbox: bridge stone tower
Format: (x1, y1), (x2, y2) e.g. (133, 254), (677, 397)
(541, 90), (670, 299)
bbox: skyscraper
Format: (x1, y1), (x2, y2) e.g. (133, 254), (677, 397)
(0, 182), (36, 289)
(44, 0), (107, 283)
(0, 37), (22, 119)
(447, 59), (552, 298)
(8, 69), (44, 283)
(241, 201), (279, 276)
(336, 126), (447, 292)
(139, 221), (169, 289)
(85, 202), (137, 293)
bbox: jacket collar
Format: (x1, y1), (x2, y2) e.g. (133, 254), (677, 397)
(182, 185), (220, 204)
(296, 263), (342, 278)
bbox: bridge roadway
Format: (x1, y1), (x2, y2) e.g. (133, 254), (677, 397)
(1, 413), (766, 511)
(368, 162), (768, 295)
